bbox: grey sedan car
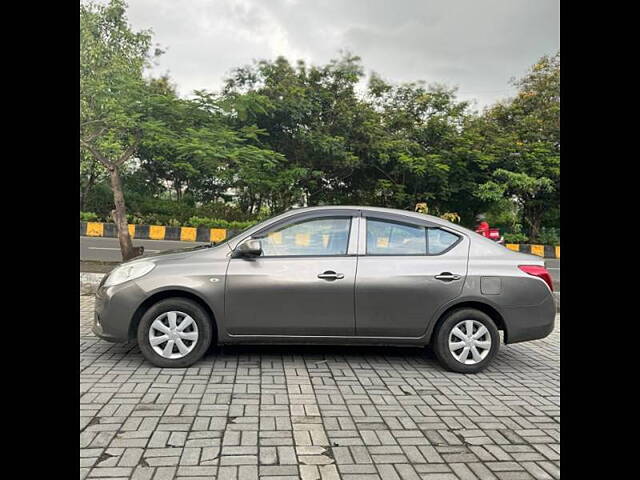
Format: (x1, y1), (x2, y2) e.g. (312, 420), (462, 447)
(93, 206), (555, 373)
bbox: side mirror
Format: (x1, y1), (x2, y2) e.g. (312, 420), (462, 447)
(234, 239), (262, 258)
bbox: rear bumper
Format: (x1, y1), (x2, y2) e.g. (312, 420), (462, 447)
(503, 292), (556, 344)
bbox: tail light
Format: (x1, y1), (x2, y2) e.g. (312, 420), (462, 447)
(518, 265), (553, 291)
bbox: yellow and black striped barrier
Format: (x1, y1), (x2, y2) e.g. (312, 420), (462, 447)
(81, 222), (560, 259)
(80, 222), (230, 243)
(506, 243), (560, 259)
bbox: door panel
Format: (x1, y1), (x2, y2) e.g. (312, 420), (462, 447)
(225, 256), (357, 336)
(224, 214), (359, 337)
(355, 222), (469, 337)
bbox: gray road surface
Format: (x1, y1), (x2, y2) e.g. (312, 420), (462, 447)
(80, 236), (209, 261)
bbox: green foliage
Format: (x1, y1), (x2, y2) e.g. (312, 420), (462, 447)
(186, 217), (256, 230)
(503, 232), (530, 244)
(474, 52), (560, 241)
(80, 0), (159, 162)
(80, 211), (100, 222)
(79, 1), (559, 238)
(79, 210), (256, 230)
(538, 227), (560, 245)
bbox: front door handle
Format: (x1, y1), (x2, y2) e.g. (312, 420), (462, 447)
(435, 272), (461, 281)
(318, 270), (344, 280)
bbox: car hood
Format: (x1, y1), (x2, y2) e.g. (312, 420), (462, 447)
(131, 242), (229, 266)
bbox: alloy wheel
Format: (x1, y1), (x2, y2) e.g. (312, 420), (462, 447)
(448, 319), (492, 365)
(148, 311), (199, 359)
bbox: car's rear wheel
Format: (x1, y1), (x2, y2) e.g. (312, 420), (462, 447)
(432, 308), (499, 373)
(137, 298), (213, 368)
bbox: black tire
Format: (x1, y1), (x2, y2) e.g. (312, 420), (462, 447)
(432, 308), (500, 374)
(423, 343), (436, 360)
(137, 297), (214, 368)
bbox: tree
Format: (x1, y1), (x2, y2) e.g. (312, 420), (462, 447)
(79, 20), (559, 241)
(134, 85), (290, 213)
(80, 0), (159, 260)
(355, 77), (471, 210)
(222, 54), (370, 211)
(475, 52), (560, 240)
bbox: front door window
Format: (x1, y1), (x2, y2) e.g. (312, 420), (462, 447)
(261, 217), (351, 256)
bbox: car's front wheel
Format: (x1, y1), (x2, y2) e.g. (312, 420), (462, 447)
(432, 308), (500, 373)
(137, 298), (213, 368)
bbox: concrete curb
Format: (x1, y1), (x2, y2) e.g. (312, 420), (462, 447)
(79, 273), (560, 312)
(80, 221), (240, 243)
(505, 243), (560, 259)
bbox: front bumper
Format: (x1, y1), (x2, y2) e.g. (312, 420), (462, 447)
(92, 281), (147, 343)
(92, 311), (121, 342)
(502, 292), (556, 344)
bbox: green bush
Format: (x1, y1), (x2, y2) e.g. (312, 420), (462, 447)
(82, 182), (114, 217)
(502, 223), (528, 244)
(503, 232), (529, 244)
(538, 227), (560, 245)
(126, 214), (146, 225)
(84, 180), (265, 227)
(126, 197), (198, 225)
(194, 203), (256, 222)
(80, 209), (258, 230)
(80, 211), (99, 222)
(187, 216), (256, 230)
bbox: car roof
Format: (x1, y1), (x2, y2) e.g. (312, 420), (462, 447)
(282, 205), (456, 228)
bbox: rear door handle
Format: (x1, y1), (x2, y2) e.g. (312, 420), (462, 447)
(318, 270), (344, 280)
(435, 272), (461, 281)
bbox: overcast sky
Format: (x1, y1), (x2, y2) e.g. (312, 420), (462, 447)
(123, 0), (559, 110)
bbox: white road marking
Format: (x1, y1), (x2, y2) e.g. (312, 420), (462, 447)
(88, 247), (160, 252)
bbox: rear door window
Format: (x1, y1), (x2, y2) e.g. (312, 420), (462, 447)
(427, 228), (460, 254)
(366, 219), (427, 255)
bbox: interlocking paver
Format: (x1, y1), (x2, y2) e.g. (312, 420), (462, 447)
(80, 295), (560, 479)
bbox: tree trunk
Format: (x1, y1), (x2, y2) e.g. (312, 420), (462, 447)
(109, 166), (138, 262)
(175, 179), (182, 202)
(523, 203), (543, 243)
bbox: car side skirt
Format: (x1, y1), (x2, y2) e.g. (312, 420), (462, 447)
(220, 334), (427, 347)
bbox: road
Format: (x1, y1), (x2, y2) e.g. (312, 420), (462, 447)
(80, 236), (560, 288)
(80, 236), (209, 261)
(545, 258), (560, 289)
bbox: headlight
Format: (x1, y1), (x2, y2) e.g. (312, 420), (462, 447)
(104, 261), (155, 287)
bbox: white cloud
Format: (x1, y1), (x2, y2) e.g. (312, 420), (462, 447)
(122, 0), (559, 108)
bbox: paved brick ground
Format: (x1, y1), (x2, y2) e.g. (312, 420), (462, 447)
(81, 296), (560, 480)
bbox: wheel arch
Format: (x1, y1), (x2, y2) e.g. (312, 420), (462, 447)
(428, 299), (508, 344)
(129, 289), (218, 341)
